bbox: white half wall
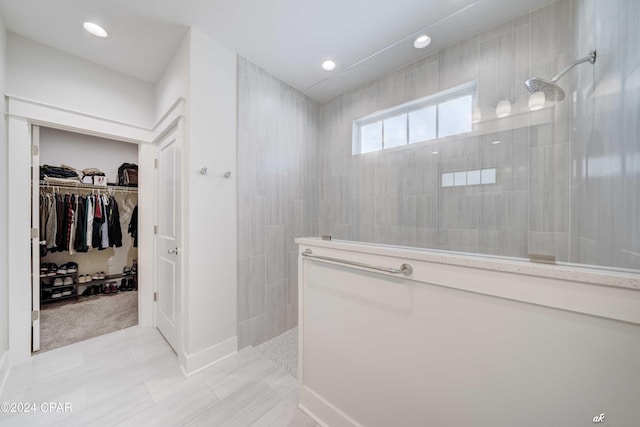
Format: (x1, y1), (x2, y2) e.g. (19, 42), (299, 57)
(297, 238), (640, 427)
(6, 33), (155, 127)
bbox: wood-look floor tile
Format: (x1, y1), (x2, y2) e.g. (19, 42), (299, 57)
(1, 326), (313, 427)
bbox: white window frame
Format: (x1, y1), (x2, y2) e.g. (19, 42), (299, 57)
(352, 81), (477, 155)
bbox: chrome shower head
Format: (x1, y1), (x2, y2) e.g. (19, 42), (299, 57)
(525, 77), (566, 101)
(524, 50), (596, 103)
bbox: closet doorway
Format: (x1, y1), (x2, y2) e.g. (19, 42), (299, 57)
(31, 126), (141, 353)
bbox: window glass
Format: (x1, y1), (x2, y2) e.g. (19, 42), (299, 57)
(467, 169), (481, 185)
(481, 168), (497, 184)
(454, 171), (467, 186)
(361, 121), (382, 154)
(408, 106), (436, 144)
(442, 173), (454, 187)
(353, 83), (476, 155)
(383, 114), (407, 149)
(438, 95), (472, 138)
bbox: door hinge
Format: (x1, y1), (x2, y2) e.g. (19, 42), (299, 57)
(31, 310), (39, 322)
(154, 292), (158, 302)
(154, 158), (159, 168)
(31, 228), (39, 238)
(154, 225), (158, 235)
(31, 145), (39, 156)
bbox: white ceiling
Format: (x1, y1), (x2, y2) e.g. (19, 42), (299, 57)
(0, 0), (552, 102)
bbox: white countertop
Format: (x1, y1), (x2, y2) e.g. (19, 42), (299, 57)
(295, 237), (640, 291)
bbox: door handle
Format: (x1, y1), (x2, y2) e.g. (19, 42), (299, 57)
(168, 248), (180, 255)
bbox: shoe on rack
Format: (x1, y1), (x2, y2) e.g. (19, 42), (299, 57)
(92, 273), (100, 280)
(131, 260), (137, 275)
(67, 262), (78, 273)
(51, 291), (62, 298)
(123, 266), (131, 276)
(53, 277), (63, 286)
(62, 288), (73, 296)
(63, 277), (74, 285)
(47, 263), (58, 276)
(98, 272), (106, 279)
(120, 278), (127, 291)
(103, 284), (111, 294)
(111, 282), (119, 294)
(56, 263), (68, 275)
(128, 278), (136, 291)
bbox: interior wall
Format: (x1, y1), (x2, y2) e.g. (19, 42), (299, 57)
(182, 28), (238, 361)
(39, 127), (138, 183)
(155, 32), (190, 122)
(0, 10), (8, 368)
(570, 0), (640, 269)
(6, 33), (155, 127)
(39, 127), (139, 278)
(319, 0), (575, 262)
(237, 57), (320, 348)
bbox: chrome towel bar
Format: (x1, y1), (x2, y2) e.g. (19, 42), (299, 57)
(301, 249), (413, 276)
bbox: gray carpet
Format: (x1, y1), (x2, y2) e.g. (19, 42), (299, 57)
(39, 291), (138, 353)
(256, 327), (298, 377)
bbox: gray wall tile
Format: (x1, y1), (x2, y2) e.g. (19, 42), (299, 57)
(237, 58), (320, 348)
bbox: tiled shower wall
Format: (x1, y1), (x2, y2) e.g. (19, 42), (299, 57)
(237, 0), (640, 347)
(570, 0), (640, 269)
(237, 58), (320, 348)
(320, 0), (578, 261)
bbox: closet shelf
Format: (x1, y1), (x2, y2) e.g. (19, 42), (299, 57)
(39, 180), (138, 193)
(41, 293), (78, 304)
(41, 272), (79, 303)
(78, 273), (137, 286)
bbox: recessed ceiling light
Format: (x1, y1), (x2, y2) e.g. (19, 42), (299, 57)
(413, 35), (431, 49)
(83, 22), (108, 38)
(491, 141), (502, 145)
(322, 60), (336, 71)
(432, 151), (439, 155)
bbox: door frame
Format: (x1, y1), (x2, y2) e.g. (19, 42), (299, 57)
(6, 95), (186, 366)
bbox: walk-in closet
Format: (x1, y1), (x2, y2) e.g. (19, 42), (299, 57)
(33, 127), (140, 352)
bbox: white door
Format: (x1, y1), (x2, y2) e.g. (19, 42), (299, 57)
(155, 124), (182, 353)
(31, 125), (41, 352)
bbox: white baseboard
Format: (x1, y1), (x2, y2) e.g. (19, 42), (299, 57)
(179, 336), (237, 377)
(299, 386), (362, 427)
(0, 351), (10, 397)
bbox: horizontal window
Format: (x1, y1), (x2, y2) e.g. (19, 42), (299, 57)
(441, 168), (496, 188)
(352, 82), (476, 155)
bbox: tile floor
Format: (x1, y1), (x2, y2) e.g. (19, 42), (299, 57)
(0, 326), (317, 426)
(256, 328), (298, 378)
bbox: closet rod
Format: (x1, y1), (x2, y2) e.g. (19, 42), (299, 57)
(38, 181), (138, 193)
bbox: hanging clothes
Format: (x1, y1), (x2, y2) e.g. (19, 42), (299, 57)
(86, 195), (94, 250)
(100, 195), (110, 250)
(128, 205), (138, 248)
(108, 196), (123, 248)
(45, 193), (57, 252)
(92, 195), (103, 249)
(38, 188), (125, 255)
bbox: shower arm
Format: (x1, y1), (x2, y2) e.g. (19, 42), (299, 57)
(551, 50), (596, 83)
